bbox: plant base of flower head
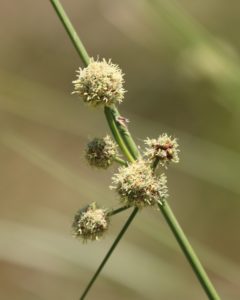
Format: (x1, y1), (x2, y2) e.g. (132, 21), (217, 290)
(111, 159), (168, 208)
(85, 135), (118, 169)
(72, 202), (109, 242)
(72, 58), (126, 107)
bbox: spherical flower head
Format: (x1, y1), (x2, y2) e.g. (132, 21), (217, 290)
(85, 135), (118, 169)
(111, 160), (168, 208)
(72, 202), (109, 242)
(144, 134), (180, 168)
(72, 58), (126, 107)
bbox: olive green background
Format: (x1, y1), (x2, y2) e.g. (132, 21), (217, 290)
(0, 0), (239, 299)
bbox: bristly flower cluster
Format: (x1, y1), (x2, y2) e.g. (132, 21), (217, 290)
(72, 202), (109, 242)
(72, 58), (126, 107)
(144, 134), (179, 168)
(85, 135), (118, 169)
(111, 160), (168, 208)
(71, 58), (180, 243)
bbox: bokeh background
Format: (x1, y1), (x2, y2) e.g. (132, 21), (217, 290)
(0, 0), (240, 299)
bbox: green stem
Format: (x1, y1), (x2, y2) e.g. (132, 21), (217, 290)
(80, 207), (138, 300)
(49, 0), (90, 66)
(158, 201), (220, 300)
(113, 157), (128, 166)
(105, 106), (140, 160)
(104, 107), (135, 162)
(153, 159), (220, 300)
(107, 205), (130, 216)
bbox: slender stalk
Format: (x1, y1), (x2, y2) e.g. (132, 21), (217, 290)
(104, 107), (135, 162)
(158, 201), (220, 300)
(153, 159), (220, 300)
(105, 106), (140, 160)
(49, 1), (221, 300)
(49, 0), (90, 66)
(80, 207), (138, 300)
(113, 157), (128, 166)
(107, 205), (130, 216)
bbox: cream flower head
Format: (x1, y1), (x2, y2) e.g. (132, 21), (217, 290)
(85, 135), (118, 169)
(144, 134), (179, 168)
(73, 58), (126, 107)
(72, 202), (109, 242)
(111, 159), (168, 208)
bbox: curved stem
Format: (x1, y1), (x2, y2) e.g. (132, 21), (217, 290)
(80, 207), (138, 300)
(158, 201), (220, 300)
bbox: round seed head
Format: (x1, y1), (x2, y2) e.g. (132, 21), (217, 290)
(72, 202), (109, 242)
(111, 160), (168, 208)
(144, 134), (180, 168)
(85, 135), (118, 169)
(72, 58), (126, 107)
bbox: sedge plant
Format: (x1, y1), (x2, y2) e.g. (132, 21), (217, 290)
(49, 1), (221, 300)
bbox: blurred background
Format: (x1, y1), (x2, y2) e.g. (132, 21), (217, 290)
(0, 0), (239, 299)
